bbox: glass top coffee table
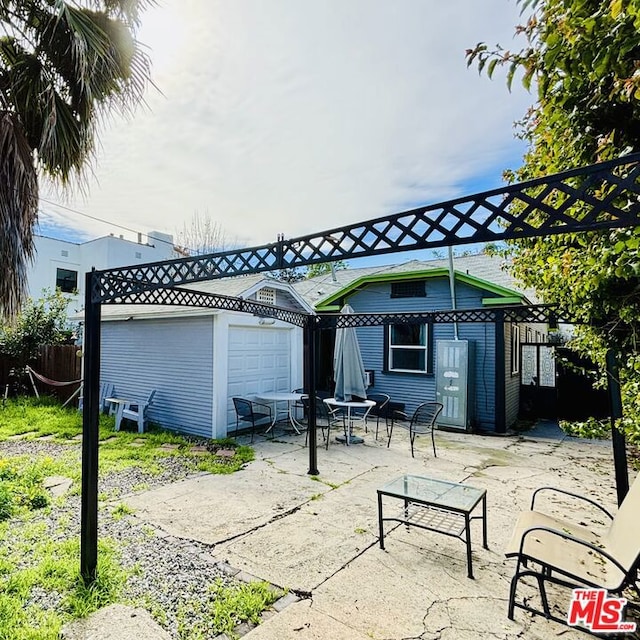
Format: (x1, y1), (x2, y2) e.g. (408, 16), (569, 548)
(377, 474), (488, 578)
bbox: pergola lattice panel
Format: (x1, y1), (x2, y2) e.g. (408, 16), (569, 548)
(94, 154), (640, 303)
(110, 286), (309, 327)
(315, 305), (556, 330)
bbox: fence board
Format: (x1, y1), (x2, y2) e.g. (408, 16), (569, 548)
(0, 345), (82, 404)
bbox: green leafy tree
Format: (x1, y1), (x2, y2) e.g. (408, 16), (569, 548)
(0, 289), (75, 365)
(271, 268), (306, 284)
(467, 0), (640, 440)
(305, 261), (348, 278)
(0, 1), (153, 320)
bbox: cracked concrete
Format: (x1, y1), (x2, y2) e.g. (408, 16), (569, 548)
(121, 421), (635, 639)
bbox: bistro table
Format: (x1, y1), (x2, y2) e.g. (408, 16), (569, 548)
(323, 398), (375, 445)
(377, 474), (488, 578)
(255, 392), (305, 434)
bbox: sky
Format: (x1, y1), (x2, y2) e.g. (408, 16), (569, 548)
(38, 0), (534, 258)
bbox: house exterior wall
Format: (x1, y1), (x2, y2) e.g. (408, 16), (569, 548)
(504, 321), (548, 428)
(29, 232), (174, 314)
(100, 316), (215, 438)
(345, 278), (499, 429)
(504, 323), (520, 429)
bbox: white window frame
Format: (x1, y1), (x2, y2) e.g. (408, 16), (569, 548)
(387, 324), (429, 373)
(511, 324), (521, 375)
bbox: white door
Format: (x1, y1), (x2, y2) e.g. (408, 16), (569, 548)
(226, 326), (291, 426)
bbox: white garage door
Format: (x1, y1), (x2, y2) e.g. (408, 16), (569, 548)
(227, 326), (291, 426)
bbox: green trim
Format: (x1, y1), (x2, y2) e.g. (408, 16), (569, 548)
(481, 296), (524, 306)
(315, 268), (524, 310)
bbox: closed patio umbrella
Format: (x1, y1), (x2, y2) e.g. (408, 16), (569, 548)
(333, 304), (367, 402)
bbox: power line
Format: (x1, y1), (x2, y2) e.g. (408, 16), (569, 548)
(38, 197), (182, 251)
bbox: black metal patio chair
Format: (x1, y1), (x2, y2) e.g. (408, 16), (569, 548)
(386, 401), (443, 457)
(301, 395), (346, 449)
(364, 392), (390, 440)
(231, 397), (272, 442)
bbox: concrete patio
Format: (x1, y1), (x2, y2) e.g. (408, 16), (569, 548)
(121, 421), (636, 639)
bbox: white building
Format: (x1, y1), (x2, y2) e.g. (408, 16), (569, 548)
(28, 231), (175, 313)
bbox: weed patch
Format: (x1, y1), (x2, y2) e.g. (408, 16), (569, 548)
(176, 579), (280, 639)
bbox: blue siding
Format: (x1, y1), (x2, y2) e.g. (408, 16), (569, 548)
(101, 316), (214, 437)
(347, 278), (498, 429)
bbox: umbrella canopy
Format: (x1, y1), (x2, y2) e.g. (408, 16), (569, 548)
(333, 304), (367, 402)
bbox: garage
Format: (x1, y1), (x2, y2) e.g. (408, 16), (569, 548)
(226, 325), (295, 427)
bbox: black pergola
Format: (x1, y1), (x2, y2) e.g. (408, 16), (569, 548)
(81, 153), (640, 582)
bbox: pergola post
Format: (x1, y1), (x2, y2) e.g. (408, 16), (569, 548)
(305, 319), (319, 475)
(80, 270), (101, 583)
(606, 349), (629, 505)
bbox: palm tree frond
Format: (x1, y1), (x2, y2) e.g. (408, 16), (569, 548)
(0, 111), (38, 320)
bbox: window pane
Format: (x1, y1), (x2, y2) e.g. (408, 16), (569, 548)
(390, 324), (424, 346)
(56, 268), (78, 293)
(390, 349), (425, 371)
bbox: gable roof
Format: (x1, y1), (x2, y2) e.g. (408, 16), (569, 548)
(294, 253), (539, 309)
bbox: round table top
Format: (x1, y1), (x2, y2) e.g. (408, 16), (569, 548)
(324, 398), (376, 408)
(256, 392), (305, 402)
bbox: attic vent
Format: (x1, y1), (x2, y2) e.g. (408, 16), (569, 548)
(135, 252), (142, 259)
(61, 250), (69, 257)
(390, 281), (426, 298)
(257, 288), (276, 305)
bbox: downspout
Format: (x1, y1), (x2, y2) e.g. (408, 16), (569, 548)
(447, 247), (459, 340)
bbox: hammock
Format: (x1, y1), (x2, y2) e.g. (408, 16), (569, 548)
(26, 365), (82, 408)
(26, 366), (81, 388)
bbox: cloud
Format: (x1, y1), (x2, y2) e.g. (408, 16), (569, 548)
(41, 0), (532, 249)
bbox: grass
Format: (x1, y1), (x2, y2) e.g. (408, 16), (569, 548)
(176, 578), (281, 640)
(0, 396), (259, 638)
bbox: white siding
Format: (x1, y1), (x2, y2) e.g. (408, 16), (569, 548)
(101, 316), (214, 438)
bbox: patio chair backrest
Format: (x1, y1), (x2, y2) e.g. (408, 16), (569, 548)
(233, 397), (253, 419)
(605, 471), (640, 572)
(410, 402), (443, 433)
(367, 393), (390, 417)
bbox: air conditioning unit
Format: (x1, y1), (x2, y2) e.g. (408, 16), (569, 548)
(365, 370), (375, 387)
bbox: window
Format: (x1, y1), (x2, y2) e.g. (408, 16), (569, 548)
(385, 324), (431, 373)
(56, 268), (78, 293)
(511, 325), (520, 375)
(390, 280), (426, 298)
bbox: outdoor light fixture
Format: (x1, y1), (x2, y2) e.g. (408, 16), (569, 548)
(258, 317), (276, 325)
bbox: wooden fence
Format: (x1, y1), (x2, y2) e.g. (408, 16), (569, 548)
(1, 345), (82, 404)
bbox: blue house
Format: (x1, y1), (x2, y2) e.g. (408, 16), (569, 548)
(295, 254), (547, 433)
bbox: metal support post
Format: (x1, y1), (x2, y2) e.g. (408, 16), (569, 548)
(305, 319), (319, 475)
(606, 349), (629, 505)
(80, 271), (101, 584)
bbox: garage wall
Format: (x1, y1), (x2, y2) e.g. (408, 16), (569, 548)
(101, 316), (215, 438)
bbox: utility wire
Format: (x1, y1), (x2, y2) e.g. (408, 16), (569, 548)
(38, 196), (186, 252)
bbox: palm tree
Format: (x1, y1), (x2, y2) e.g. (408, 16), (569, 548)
(0, 1), (153, 319)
